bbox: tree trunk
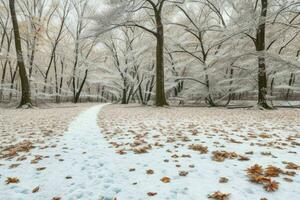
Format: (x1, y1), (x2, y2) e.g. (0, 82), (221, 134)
(74, 69), (88, 103)
(9, 0), (32, 107)
(155, 13), (168, 106)
(256, 0), (272, 109)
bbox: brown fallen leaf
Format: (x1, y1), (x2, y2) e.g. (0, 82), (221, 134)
(9, 164), (20, 169)
(52, 197), (61, 200)
(238, 155), (250, 161)
(36, 167), (46, 171)
(147, 192), (157, 196)
(179, 171), (188, 177)
(189, 144), (208, 154)
(146, 169), (154, 175)
(160, 177), (171, 183)
(285, 162), (300, 170)
(249, 175), (271, 184)
(264, 166), (282, 177)
(116, 149), (126, 155)
(5, 177), (20, 184)
(219, 177), (229, 183)
(32, 186), (40, 193)
(208, 191), (230, 200)
(247, 164), (263, 175)
(264, 180), (279, 192)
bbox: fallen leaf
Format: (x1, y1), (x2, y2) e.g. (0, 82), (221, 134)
(160, 177), (171, 183)
(147, 192), (157, 196)
(264, 180), (279, 192)
(208, 191), (230, 200)
(147, 169), (154, 175)
(179, 171), (188, 177)
(32, 186), (40, 193)
(219, 177), (229, 183)
(5, 177), (20, 184)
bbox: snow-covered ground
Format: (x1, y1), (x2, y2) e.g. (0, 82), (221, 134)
(0, 103), (93, 156)
(0, 104), (299, 200)
(99, 105), (300, 200)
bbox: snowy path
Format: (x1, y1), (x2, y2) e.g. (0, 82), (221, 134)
(1, 104), (300, 200)
(1, 104), (121, 200)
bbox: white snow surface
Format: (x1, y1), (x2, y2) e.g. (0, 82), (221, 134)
(0, 104), (299, 200)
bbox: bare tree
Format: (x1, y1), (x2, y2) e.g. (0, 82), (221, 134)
(9, 0), (32, 107)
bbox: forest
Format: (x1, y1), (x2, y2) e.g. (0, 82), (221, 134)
(0, 0), (299, 109)
(0, 0), (300, 200)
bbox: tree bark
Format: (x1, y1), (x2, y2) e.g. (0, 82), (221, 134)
(74, 69), (88, 103)
(256, 0), (272, 109)
(155, 12), (168, 106)
(9, 0), (32, 107)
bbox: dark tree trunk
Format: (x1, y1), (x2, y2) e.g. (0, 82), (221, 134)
(121, 87), (127, 104)
(9, 0), (32, 107)
(256, 0), (272, 109)
(155, 13), (168, 106)
(286, 73), (295, 100)
(74, 69), (88, 103)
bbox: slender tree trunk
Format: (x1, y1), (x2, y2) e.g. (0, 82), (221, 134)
(74, 69), (88, 103)
(256, 0), (272, 109)
(9, 0), (32, 107)
(155, 13), (168, 106)
(286, 73), (295, 100)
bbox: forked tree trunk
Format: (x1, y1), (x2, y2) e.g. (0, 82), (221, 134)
(9, 0), (32, 107)
(256, 0), (272, 109)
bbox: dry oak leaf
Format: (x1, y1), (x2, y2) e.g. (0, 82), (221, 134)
(9, 164), (20, 169)
(212, 151), (237, 162)
(264, 166), (282, 177)
(208, 191), (230, 200)
(160, 177), (171, 183)
(52, 197), (61, 200)
(36, 167), (46, 171)
(5, 177), (20, 184)
(147, 192), (157, 197)
(32, 186), (40, 193)
(116, 149), (126, 155)
(238, 155), (250, 161)
(249, 175), (271, 184)
(282, 171), (296, 176)
(247, 164), (263, 175)
(188, 144), (208, 154)
(147, 169), (154, 175)
(259, 133), (272, 138)
(264, 180), (279, 192)
(179, 171), (189, 177)
(285, 162), (300, 170)
(219, 177), (229, 183)
(133, 147), (149, 154)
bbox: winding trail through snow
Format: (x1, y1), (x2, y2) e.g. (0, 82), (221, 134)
(1, 104), (124, 200)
